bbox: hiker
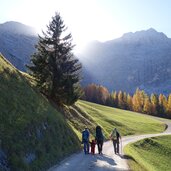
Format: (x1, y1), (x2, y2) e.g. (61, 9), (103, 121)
(95, 125), (104, 154)
(110, 128), (121, 154)
(82, 127), (90, 154)
(90, 139), (96, 155)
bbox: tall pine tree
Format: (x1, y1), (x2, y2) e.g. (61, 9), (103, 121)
(27, 12), (82, 105)
(167, 94), (171, 118)
(143, 96), (152, 114)
(150, 93), (159, 115)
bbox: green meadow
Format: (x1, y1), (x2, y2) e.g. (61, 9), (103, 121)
(0, 53), (168, 170)
(125, 135), (171, 171)
(71, 100), (166, 139)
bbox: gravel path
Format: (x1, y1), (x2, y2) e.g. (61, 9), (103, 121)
(49, 117), (171, 171)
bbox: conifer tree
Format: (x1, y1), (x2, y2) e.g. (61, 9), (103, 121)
(118, 91), (124, 109)
(112, 91), (118, 107)
(162, 95), (168, 115)
(127, 94), (133, 110)
(159, 94), (167, 117)
(150, 94), (159, 115)
(143, 96), (152, 114)
(167, 94), (171, 118)
(123, 92), (128, 109)
(27, 12), (82, 105)
(132, 93), (139, 112)
(106, 94), (114, 107)
(132, 88), (144, 112)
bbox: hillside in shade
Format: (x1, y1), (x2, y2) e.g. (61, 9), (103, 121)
(0, 53), (80, 170)
(79, 28), (171, 94)
(0, 21), (38, 71)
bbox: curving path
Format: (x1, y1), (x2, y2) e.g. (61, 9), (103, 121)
(48, 117), (171, 171)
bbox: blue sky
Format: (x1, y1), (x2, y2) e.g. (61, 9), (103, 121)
(0, 0), (171, 50)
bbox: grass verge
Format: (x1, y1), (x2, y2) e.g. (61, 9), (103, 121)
(124, 135), (171, 171)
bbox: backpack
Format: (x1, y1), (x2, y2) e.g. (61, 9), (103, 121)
(96, 126), (103, 141)
(82, 129), (89, 142)
(111, 130), (120, 140)
(116, 131), (120, 139)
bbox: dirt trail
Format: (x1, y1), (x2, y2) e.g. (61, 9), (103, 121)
(49, 118), (171, 171)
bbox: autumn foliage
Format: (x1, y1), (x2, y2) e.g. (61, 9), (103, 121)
(83, 84), (110, 105)
(82, 84), (171, 119)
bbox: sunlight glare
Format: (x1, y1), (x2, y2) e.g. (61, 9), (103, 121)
(8, 0), (124, 52)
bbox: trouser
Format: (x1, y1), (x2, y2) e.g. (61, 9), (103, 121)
(83, 141), (89, 154)
(97, 140), (103, 154)
(91, 146), (95, 154)
(113, 139), (119, 154)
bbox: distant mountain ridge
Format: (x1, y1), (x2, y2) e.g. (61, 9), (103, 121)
(0, 21), (38, 70)
(0, 21), (37, 36)
(80, 28), (171, 94)
(0, 21), (171, 94)
(121, 28), (168, 41)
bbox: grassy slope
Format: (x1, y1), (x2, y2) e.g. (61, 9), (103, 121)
(21, 67), (166, 139)
(6, 54), (167, 171)
(0, 54), (80, 170)
(125, 135), (171, 171)
(21, 71), (166, 170)
(69, 100), (166, 139)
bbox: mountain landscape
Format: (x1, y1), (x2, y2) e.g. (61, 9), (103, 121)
(0, 52), (166, 170)
(2, 1), (171, 170)
(79, 28), (171, 94)
(1, 19), (171, 171)
(1, 21), (171, 94)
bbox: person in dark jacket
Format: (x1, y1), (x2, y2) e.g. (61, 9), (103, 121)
(110, 128), (121, 154)
(95, 125), (104, 154)
(82, 128), (90, 154)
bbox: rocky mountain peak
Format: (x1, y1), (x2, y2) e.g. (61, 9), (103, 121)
(121, 28), (168, 43)
(80, 28), (171, 95)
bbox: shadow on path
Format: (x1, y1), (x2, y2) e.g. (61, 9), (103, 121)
(96, 154), (116, 166)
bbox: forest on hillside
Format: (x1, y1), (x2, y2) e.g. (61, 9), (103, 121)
(82, 84), (171, 119)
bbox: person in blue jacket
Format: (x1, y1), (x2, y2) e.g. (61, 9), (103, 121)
(82, 127), (90, 154)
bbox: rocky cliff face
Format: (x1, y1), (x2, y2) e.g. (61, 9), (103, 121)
(0, 21), (38, 71)
(79, 28), (171, 94)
